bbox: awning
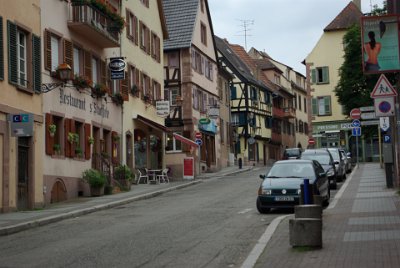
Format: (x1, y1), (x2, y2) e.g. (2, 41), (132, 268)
(173, 133), (199, 148)
(137, 115), (169, 132)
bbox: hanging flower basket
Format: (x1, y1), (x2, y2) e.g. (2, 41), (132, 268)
(48, 124), (56, 137)
(91, 84), (108, 98)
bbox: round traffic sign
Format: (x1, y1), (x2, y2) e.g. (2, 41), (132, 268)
(378, 101), (391, 113)
(308, 137), (315, 145)
(195, 139), (202, 146)
(352, 119), (361, 127)
(350, 108), (361, 120)
(195, 132), (202, 139)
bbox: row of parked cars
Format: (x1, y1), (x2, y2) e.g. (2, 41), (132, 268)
(257, 147), (353, 214)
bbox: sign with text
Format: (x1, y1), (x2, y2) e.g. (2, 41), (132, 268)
(156, 101), (170, 117)
(109, 57), (126, 80)
(8, 114), (34, 137)
(183, 157), (194, 180)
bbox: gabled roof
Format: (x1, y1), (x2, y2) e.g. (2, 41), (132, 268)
(162, 0), (198, 50)
(324, 1), (363, 32)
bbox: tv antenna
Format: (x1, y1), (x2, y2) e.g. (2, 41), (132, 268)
(236, 19), (254, 50)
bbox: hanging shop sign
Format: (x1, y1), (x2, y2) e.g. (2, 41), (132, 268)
(156, 101), (170, 117)
(199, 118), (211, 124)
(109, 57), (126, 80)
(8, 113), (34, 137)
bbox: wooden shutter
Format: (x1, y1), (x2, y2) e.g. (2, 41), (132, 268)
(146, 27), (150, 55)
(126, 10), (131, 40)
(156, 36), (160, 63)
(139, 21), (143, 49)
(121, 72), (129, 101)
(32, 34), (41, 93)
(64, 118), (71, 157)
(311, 69), (316, 84)
(84, 50), (92, 80)
(7, 20), (17, 85)
(322, 67), (329, 83)
(0, 17), (3, 80)
(63, 39), (73, 79)
(84, 123), (91, 160)
(70, 120), (76, 158)
(134, 15), (138, 45)
(45, 113), (54, 155)
(44, 29), (52, 71)
(182, 131), (191, 152)
(312, 98), (318, 116)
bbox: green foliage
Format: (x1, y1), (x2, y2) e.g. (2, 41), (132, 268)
(82, 169), (106, 188)
(114, 165), (133, 181)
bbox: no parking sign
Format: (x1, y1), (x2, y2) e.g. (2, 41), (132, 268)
(374, 97), (395, 117)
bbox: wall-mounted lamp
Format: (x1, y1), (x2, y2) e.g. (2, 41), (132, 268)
(41, 63), (72, 93)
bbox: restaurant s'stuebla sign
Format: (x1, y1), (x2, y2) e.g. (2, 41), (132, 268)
(59, 89), (110, 119)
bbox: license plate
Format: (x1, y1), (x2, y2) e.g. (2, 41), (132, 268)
(275, 196), (294, 201)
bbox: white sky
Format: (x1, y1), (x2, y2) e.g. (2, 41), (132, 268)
(208, 0), (384, 75)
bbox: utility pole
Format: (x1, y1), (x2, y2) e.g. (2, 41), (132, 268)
(237, 19), (254, 51)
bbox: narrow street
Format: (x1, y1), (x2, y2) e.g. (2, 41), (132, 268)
(0, 168), (286, 268)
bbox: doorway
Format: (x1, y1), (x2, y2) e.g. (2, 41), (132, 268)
(17, 137), (30, 210)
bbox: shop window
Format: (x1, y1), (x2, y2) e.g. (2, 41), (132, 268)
(166, 132), (182, 152)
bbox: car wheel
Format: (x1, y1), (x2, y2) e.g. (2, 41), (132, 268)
(256, 198), (270, 214)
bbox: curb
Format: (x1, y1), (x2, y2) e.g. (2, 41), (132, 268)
(197, 166), (254, 180)
(0, 180), (202, 236)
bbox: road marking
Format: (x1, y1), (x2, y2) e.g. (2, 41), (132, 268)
(238, 208), (252, 214)
(241, 214), (290, 268)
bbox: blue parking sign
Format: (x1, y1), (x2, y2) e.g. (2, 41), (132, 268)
(384, 135), (391, 143)
(352, 127), (361, 136)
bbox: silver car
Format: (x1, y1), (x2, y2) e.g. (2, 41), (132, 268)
(327, 148), (346, 182)
(339, 148), (352, 173)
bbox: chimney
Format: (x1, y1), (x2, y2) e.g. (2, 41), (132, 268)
(352, 0), (361, 11)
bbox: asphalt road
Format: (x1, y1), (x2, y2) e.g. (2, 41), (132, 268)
(0, 167), (288, 268)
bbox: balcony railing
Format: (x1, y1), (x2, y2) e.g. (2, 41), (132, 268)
(68, 3), (120, 48)
(283, 107), (296, 118)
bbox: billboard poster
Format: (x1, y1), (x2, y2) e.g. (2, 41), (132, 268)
(361, 15), (400, 74)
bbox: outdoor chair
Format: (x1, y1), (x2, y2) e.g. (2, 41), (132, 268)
(157, 168), (169, 183)
(137, 168), (149, 184)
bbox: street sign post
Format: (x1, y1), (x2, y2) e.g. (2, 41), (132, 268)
(308, 137), (315, 146)
(380, 117), (390, 132)
(195, 132), (202, 139)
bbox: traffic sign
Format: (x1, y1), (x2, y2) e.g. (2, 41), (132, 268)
(374, 97), (395, 117)
(308, 137), (315, 145)
(195, 132), (202, 139)
(352, 127), (361, 136)
(380, 117), (390, 131)
(352, 119), (361, 127)
(350, 108), (361, 120)
(370, 74), (397, 98)
(383, 135), (391, 143)
(195, 139), (202, 146)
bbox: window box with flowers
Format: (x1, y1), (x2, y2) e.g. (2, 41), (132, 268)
(72, 74), (92, 90)
(88, 136), (95, 146)
(111, 92), (124, 106)
(68, 132), (79, 145)
(143, 94), (152, 104)
(48, 124), (57, 137)
(92, 84), (108, 98)
(53, 144), (61, 154)
(130, 84), (139, 97)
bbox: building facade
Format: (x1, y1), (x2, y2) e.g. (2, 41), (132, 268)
(0, 0), (44, 212)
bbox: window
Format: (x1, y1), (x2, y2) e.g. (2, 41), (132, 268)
(193, 87), (199, 110)
(294, 93), (297, 108)
(8, 20), (41, 92)
(73, 46), (82, 76)
(274, 74), (280, 85)
(168, 87), (179, 106)
(311, 67), (329, 84)
(313, 96), (331, 116)
(126, 11), (138, 45)
(140, 0), (149, 8)
(298, 95), (302, 111)
(205, 60), (213, 80)
(220, 119), (225, 143)
(139, 21), (150, 54)
(141, 73), (150, 97)
(91, 57), (99, 85)
(166, 132), (182, 152)
(152, 80), (161, 101)
(151, 32), (160, 62)
(50, 35), (59, 72)
(201, 23), (207, 46)
(304, 97), (307, 113)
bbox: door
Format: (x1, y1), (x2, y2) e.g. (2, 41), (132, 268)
(17, 137), (30, 210)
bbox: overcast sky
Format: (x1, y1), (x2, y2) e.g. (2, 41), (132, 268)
(208, 0), (384, 76)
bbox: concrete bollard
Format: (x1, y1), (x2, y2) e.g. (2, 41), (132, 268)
(289, 218), (322, 247)
(294, 204), (322, 219)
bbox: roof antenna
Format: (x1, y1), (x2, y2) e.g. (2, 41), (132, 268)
(236, 19), (254, 51)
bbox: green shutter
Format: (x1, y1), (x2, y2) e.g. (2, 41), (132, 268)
(32, 34), (41, 93)
(311, 69), (316, 84)
(322, 67), (329, 83)
(324, 96), (331, 114)
(312, 98), (318, 115)
(7, 20), (17, 85)
(0, 17), (4, 80)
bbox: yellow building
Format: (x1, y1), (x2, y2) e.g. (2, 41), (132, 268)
(0, 0), (44, 212)
(305, 1), (362, 149)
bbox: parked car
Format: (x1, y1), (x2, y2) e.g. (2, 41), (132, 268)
(300, 149), (337, 190)
(282, 148), (302, 160)
(327, 148), (346, 182)
(339, 148), (352, 173)
(256, 160), (330, 213)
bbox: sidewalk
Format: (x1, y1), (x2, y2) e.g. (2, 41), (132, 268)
(0, 165), (253, 236)
(252, 162), (400, 268)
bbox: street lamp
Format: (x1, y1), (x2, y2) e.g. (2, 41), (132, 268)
(41, 63), (72, 93)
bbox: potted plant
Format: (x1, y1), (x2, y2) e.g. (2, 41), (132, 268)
(143, 94), (152, 104)
(114, 165), (133, 191)
(130, 84), (139, 96)
(91, 83), (108, 98)
(68, 132), (79, 144)
(82, 168), (106, 196)
(72, 74), (92, 90)
(48, 124), (57, 137)
(88, 136), (95, 145)
(111, 92), (124, 105)
(75, 147), (83, 157)
(53, 143), (61, 154)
